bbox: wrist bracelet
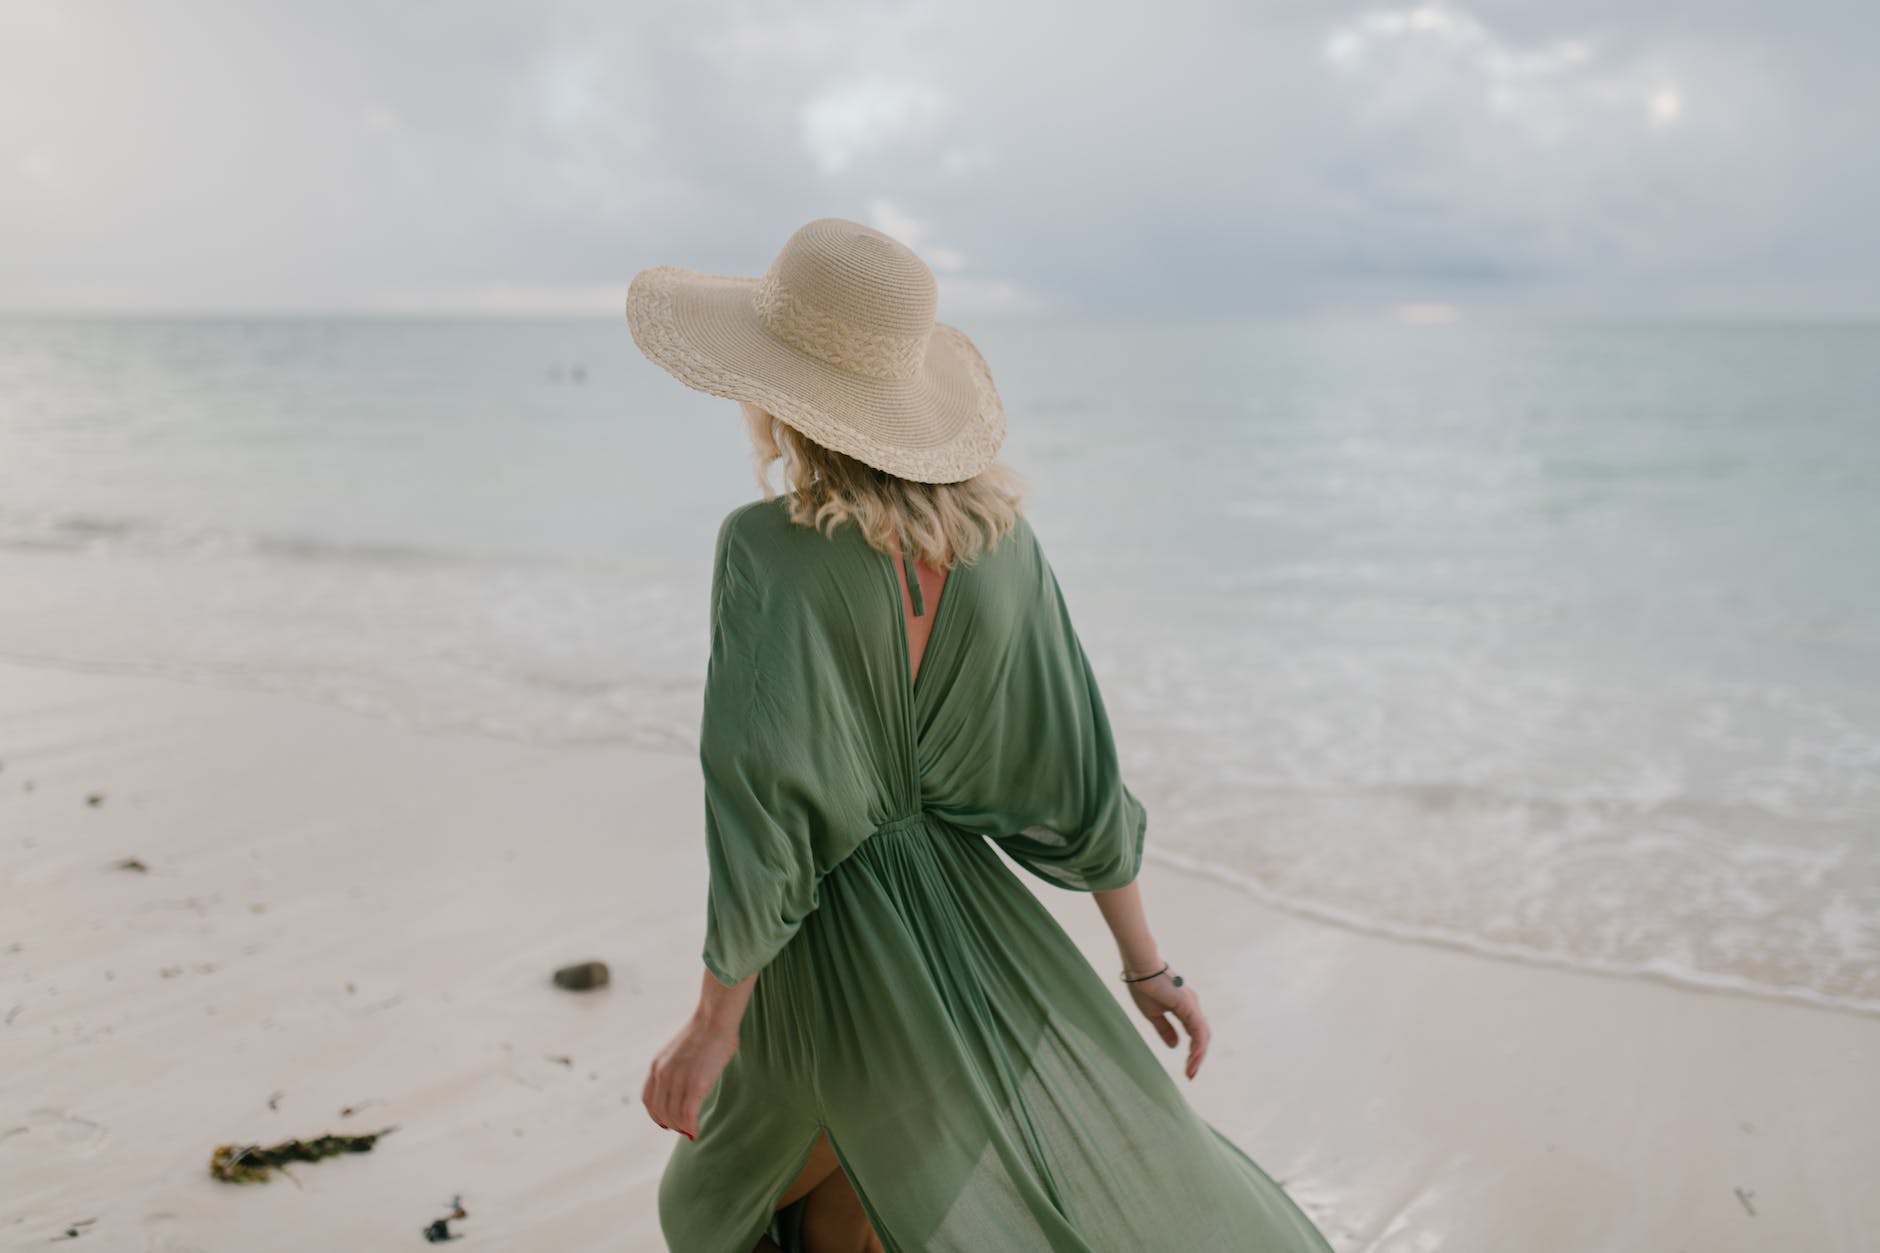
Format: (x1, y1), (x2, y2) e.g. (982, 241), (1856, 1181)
(1121, 960), (1183, 987)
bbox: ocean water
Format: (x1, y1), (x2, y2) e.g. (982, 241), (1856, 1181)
(2, 316), (1876, 1015)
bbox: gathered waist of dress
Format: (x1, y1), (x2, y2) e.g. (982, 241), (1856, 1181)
(821, 808), (980, 888)
(869, 809), (946, 841)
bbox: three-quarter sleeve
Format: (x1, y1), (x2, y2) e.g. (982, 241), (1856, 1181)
(986, 531), (1149, 893)
(696, 510), (821, 988)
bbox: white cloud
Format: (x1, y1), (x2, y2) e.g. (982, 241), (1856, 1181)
(1324, 2), (1589, 81)
(1323, 2), (1647, 143)
(801, 77), (948, 174)
(865, 197), (1040, 312)
(866, 198), (965, 272)
(1299, 2), (1799, 305)
(866, 198), (931, 247)
(924, 246), (967, 272)
(0, 0), (1861, 316)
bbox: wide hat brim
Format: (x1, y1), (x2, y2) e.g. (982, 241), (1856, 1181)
(625, 265), (1006, 484)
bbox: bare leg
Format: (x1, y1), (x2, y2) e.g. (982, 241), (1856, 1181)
(775, 1131), (842, 1206)
(756, 1131), (883, 1253)
(801, 1164), (885, 1253)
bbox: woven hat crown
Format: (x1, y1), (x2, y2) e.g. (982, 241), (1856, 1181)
(752, 218), (938, 383)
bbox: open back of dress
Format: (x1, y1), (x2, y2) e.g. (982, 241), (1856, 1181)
(658, 494), (1333, 1253)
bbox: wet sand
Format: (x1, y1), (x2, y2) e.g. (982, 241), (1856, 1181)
(3, 658), (1875, 1250)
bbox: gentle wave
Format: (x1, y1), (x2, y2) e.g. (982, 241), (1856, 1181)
(1144, 844), (1880, 1021)
(0, 507), (587, 572)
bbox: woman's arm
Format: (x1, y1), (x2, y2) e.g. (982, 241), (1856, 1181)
(697, 966), (757, 1028)
(1095, 878), (1212, 1079)
(1094, 879), (1162, 976)
(642, 968), (758, 1139)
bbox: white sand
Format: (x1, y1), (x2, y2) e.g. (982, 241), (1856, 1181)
(3, 658), (1876, 1251)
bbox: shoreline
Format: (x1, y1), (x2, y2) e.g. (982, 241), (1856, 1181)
(4, 658), (1877, 1250)
(7, 644), (1867, 1027)
(1145, 844), (1880, 1025)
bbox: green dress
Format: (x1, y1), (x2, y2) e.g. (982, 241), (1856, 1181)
(658, 494), (1334, 1253)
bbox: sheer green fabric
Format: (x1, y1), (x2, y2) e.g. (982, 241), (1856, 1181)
(662, 495), (1333, 1252)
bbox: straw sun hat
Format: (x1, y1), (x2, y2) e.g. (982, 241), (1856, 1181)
(624, 217), (1007, 484)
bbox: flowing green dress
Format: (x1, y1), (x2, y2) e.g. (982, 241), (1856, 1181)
(658, 494), (1334, 1253)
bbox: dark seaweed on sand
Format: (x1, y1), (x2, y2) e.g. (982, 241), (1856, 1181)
(423, 1194), (469, 1242)
(208, 1125), (398, 1183)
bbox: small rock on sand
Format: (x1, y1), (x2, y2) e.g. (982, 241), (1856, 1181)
(551, 960), (609, 991)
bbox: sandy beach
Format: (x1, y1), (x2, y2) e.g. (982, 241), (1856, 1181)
(4, 656), (1877, 1251)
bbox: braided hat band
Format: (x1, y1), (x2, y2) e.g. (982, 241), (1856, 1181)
(625, 218), (1007, 484)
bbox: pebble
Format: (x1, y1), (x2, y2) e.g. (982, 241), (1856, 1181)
(551, 960), (609, 991)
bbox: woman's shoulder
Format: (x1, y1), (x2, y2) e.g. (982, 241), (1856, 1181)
(716, 493), (786, 538)
(711, 495), (855, 599)
(992, 508), (1045, 577)
(711, 494), (800, 565)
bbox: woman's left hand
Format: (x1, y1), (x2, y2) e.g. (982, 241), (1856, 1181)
(642, 1011), (739, 1140)
(1126, 969), (1211, 1081)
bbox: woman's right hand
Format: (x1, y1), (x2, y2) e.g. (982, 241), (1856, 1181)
(1126, 968), (1211, 1080)
(642, 1011), (739, 1140)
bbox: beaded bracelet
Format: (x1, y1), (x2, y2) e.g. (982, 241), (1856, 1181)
(1121, 961), (1183, 987)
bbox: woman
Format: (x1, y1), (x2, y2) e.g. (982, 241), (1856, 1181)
(627, 218), (1333, 1252)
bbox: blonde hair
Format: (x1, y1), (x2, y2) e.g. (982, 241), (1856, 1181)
(738, 401), (1027, 569)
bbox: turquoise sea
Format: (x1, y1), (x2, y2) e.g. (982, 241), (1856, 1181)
(1, 316), (1875, 1014)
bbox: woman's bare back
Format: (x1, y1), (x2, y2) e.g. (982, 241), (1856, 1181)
(892, 537), (950, 686)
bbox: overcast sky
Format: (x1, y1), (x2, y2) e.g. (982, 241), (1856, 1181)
(2, 0), (1875, 318)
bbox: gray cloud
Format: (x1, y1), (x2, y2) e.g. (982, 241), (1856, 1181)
(1, 0), (1874, 316)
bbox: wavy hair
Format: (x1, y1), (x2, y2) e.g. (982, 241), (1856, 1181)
(738, 401), (1026, 570)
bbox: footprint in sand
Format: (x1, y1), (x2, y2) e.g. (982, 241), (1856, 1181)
(24, 1106), (110, 1154)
